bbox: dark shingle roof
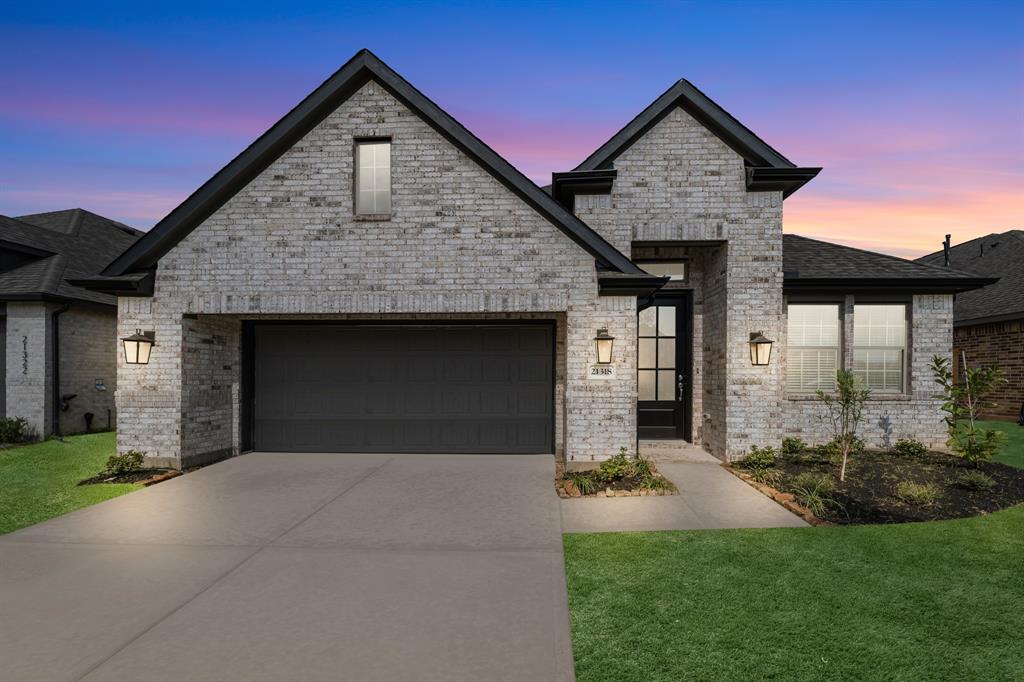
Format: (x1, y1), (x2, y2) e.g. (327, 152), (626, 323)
(0, 209), (142, 306)
(916, 230), (1024, 324)
(783, 234), (994, 293)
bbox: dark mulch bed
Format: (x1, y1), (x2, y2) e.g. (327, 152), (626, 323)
(78, 469), (180, 486)
(775, 450), (1024, 524)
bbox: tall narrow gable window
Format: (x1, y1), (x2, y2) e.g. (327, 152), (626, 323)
(854, 304), (907, 393)
(355, 139), (391, 215)
(787, 304), (840, 393)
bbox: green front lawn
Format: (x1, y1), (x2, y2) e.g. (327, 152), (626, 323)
(978, 419), (1024, 469)
(0, 432), (140, 534)
(565, 506), (1024, 681)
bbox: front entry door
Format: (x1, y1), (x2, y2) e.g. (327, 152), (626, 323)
(637, 293), (692, 440)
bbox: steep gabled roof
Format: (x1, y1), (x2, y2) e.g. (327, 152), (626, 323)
(0, 210), (142, 305)
(99, 49), (644, 280)
(783, 234), (995, 294)
(917, 230), (1024, 324)
(573, 79), (820, 197)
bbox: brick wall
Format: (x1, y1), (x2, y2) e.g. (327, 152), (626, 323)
(782, 294), (954, 449)
(117, 81), (636, 466)
(4, 302), (52, 438)
(954, 318), (1024, 420)
(574, 106), (784, 460)
(57, 303), (117, 434)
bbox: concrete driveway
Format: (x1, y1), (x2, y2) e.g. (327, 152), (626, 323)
(0, 453), (573, 682)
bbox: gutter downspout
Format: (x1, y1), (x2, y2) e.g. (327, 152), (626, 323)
(50, 303), (70, 439)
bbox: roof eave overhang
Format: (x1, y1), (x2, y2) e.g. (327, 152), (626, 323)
(784, 276), (998, 295)
(598, 273), (670, 297)
(954, 311), (1024, 327)
(746, 167), (822, 198)
(66, 270), (156, 297)
(550, 169), (617, 209)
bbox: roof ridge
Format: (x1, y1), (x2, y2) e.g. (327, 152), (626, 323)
(100, 49), (641, 277)
(786, 233), (982, 278)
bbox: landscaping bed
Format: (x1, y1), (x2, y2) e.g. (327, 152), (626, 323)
(556, 449), (677, 498)
(731, 442), (1024, 525)
(79, 468), (180, 486)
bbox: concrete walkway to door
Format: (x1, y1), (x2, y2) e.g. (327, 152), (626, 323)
(0, 453), (574, 682)
(560, 442), (809, 533)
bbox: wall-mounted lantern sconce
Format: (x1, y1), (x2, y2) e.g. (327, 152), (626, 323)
(594, 328), (615, 364)
(749, 332), (774, 366)
(122, 329), (156, 365)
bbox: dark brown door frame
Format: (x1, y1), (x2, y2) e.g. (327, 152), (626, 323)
(637, 292), (693, 441)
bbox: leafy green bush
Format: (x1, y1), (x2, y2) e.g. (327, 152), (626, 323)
(0, 417), (30, 444)
(789, 472), (836, 516)
(104, 450), (145, 476)
(891, 438), (928, 458)
(781, 437), (808, 460)
(894, 481), (940, 506)
(932, 355), (1008, 464)
(595, 448), (631, 483)
(640, 473), (677, 492)
(816, 436), (865, 459)
(953, 470), (996, 491)
(737, 445), (777, 471)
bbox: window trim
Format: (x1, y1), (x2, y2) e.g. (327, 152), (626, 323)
(852, 303), (910, 395)
(353, 136), (393, 219)
(786, 302), (843, 395)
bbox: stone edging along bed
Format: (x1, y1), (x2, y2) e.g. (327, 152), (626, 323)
(725, 466), (825, 525)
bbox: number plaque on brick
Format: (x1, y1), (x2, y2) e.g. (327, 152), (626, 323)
(587, 364), (616, 380)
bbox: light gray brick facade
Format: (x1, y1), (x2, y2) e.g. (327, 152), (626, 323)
(116, 82), (637, 467)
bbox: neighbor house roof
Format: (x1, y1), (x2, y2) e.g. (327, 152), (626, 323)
(0, 209), (143, 306)
(570, 79), (821, 198)
(783, 234), (995, 294)
(88, 49), (654, 296)
(916, 230), (1024, 325)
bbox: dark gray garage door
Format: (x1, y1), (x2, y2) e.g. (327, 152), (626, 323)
(253, 324), (553, 453)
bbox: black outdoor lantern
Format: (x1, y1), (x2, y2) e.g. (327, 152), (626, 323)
(122, 329), (156, 365)
(749, 331), (774, 366)
(594, 328), (615, 364)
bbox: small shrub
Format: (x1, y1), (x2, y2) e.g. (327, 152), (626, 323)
(737, 445), (777, 470)
(750, 468), (782, 487)
(816, 436), (864, 459)
(0, 416), (30, 444)
(789, 472), (836, 517)
(625, 455), (653, 480)
(640, 474), (677, 492)
(781, 437), (808, 460)
(953, 470), (996, 491)
(894, 481), (940, 506)
(567, 472), (597, 496)
(891, 438), (928, 458)
(595, 448), (632, 483)
(104, 450), (145, 476)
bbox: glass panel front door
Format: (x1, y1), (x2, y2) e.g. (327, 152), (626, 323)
(637, 293), (691, 440)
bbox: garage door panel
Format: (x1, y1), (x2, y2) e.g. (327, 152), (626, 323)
(253, 324), (553, 453)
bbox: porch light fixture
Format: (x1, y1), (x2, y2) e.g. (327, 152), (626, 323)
(122, 329), (155, 365)
(594, 328), (615, 364)
(749, 332), (773, 366)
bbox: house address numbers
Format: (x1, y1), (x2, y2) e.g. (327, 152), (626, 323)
(587, 364), (617, 380)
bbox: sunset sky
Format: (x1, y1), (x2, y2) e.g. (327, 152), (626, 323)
(2, 1), (1021, 258)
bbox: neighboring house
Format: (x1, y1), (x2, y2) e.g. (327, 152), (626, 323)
(77, 50), (991, 468)
(0, 209), (143, 438)
(917, 231), (1024, 421)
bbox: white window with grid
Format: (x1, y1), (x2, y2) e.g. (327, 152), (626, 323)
(786, 304), (840, 393)
(853, 304), (907, 393)
(355, 140), (391, 215)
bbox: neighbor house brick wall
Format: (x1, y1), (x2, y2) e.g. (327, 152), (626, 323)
(57, 303), (118, 435)
(575, 106), (785, 460)
(782, 294), (954, 449)
(953, 318), (1024, 421)
(4, 302), (53, 438)
(117, 81), (636, 467)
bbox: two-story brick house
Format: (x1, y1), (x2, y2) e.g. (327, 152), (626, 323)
(78, 50), (991, 468)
